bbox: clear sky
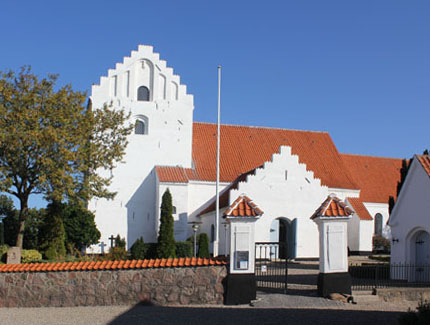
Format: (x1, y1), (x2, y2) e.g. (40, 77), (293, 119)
(1, 0), (429, 208)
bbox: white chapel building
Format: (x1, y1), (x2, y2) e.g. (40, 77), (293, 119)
(88, 45), (404, 258)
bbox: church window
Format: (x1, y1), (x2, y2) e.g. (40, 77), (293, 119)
(137, 86), (150, 101)
(285, 170), (288, 181)
(210, 224), (215, 243)
(125, 71), (130, 97)
(173, 206), (177, 214)
(112, 76), (118, 97)
(374, 213), (383, 236)
(134, 115), (149, 135)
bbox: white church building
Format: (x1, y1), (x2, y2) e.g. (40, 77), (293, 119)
(88, 45), (404, 258)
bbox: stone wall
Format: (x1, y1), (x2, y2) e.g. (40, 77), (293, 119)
(0, 266), (227, 307)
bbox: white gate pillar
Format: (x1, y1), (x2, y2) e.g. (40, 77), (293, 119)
(224, 195), (262, 305)
(311, 195), (353, 297)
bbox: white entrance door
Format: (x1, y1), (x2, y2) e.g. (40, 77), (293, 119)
(415, 231), (430, 282)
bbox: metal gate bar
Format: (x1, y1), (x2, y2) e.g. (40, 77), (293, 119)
(255, 242), (288, 293)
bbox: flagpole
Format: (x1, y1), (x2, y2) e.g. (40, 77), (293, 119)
(214, 66), (221, 257)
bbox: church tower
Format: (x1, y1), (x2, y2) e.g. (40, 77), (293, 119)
(89, 45), (194, 251)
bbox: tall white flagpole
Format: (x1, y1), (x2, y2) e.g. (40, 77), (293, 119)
(214, 66), (221, 257)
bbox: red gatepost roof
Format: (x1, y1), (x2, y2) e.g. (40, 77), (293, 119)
(224, 195), (263, 218)
(311, 195), (353, 220)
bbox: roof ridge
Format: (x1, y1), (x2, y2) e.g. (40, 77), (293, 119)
(341, 152), (405, 160)
(193, 121), (329, 134)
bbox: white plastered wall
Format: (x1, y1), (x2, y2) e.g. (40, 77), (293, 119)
(225, 146), (329, 258)
(389, 158), (430, 265)
(88, 45), (194, 251)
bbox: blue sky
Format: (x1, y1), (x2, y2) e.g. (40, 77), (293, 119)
(1, 0), (429, 208)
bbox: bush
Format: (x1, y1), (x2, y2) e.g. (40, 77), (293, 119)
(21, 249), (42, 263)
(197, 233), (210, 258)
(0, 245), (9, 263)
(175, 241), (193, 257)
(157, 189), (176, 258)
(399, 300), (430, 324)
(130, 237), (147, 259)
(373, 235), (391, 253)
(107, 235), (128, 260)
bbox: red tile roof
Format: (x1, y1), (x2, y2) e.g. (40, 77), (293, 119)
(157, 122), (359, 190)
(198, 168), (258, 216)
(416, 155), (430, 177)
(341, 154), (404, 203)
(0, 257), (227, 273)
(347, 197), (373, 221)
(311, 195), (353, 219)
(225, 195), (263, 217)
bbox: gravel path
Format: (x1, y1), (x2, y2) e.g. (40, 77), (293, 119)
(0, 291), (416, 325)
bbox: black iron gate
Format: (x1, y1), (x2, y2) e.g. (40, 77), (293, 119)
(255, 242), (288, 293)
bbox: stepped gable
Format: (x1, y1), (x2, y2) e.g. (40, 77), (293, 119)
(347, 197), (373, 220)
(416, 155), (430, 177)
(158, 122), (359, 190)
(341, 153), (404, 203)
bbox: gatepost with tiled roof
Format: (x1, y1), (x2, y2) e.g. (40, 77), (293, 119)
(312, 195), (353, 297)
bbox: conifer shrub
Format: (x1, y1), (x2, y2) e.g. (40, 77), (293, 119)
(175, 241), (193, 257)
(40, 215), (67, 261)
(130, 237), (147, 259)
(21, 249), (42, 263)
(197, 233), (210, 258)
(157, 189), (176, 258)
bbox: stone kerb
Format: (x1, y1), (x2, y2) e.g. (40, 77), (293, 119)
(0, 265), (227, 308)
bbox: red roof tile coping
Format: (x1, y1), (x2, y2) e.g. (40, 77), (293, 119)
(0, 257), (227, 273)
(417, 155), (430, 177)
(311, 195), (353, 219)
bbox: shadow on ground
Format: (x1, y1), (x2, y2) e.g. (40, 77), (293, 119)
(108, 303), (404, 325)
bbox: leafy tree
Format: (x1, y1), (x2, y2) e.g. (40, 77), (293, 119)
(423, 149), (429, 155)
(197, 233), (210, 258)
(61, 202), (100, 252)
(0, 67), (133, 248)
(157, 189), (176, 258)
(0, 195), (15, 245)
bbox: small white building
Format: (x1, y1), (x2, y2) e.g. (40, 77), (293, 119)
(88, 45), (404, 258)
(389, 155), (430, 266)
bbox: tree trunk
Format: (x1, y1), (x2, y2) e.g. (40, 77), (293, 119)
(16, 199), (28, 249)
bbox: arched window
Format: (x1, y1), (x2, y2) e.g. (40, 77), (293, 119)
(172, 206), (177, 214)
(137, 86), (150, 101)
(374, 213), (383, 236)
(134, 115), (148, 135)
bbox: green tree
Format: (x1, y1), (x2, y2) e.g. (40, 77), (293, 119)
(61, 202), (100, 252)
(197, 233), (210, 258)
(39, 202), (66, 260)
(0, 195), (15, 246)
(0, 67), (133, 248)
(157, 189), (176, 258)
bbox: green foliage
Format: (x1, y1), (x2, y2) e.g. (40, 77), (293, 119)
(39, 202), (66, 260)
(61, 202), (100, 252)
(197, 233), (210, 258)
(175, 241), (193, 258)
(157, 189), (176, 258)
(21, 249), (42, 263)
(399, 300), (430, 324)
(372, 235), (391, 253)
(130, 237), (147, 259)
(107, 235), (127, 260)
(0, 67), (133, 248)
(0, 244), (9, 262)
